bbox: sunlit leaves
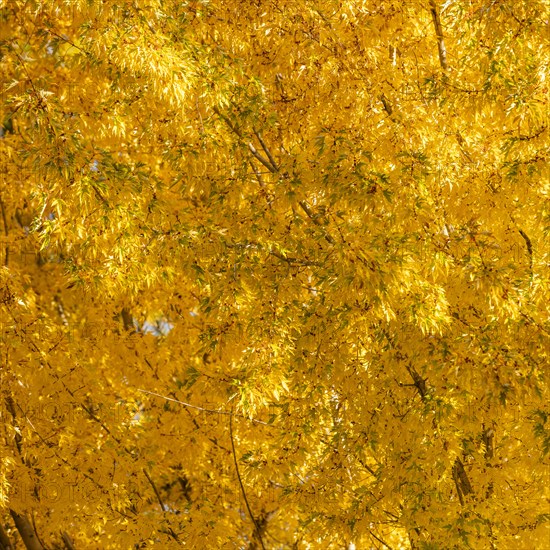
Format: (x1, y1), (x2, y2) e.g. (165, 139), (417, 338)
(0, 0), (548, 548)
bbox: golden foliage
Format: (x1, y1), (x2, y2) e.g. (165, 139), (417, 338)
(1, 0), (549, 548)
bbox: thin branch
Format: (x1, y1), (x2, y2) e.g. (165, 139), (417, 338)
(0, 196), (9, 267)
(455, 132), (473, 163)
(137, 389), (271, 426)
(249, 159), (266, 189)
(212, 107), (275, 172)
(143, 469), (167, 512)
(229, 413), (266, 550)
(368, 529), (394, 550)
(356, 456), (377, 478)
(92, 185), (110, 208)
(60, 532), (76, 550)
(45, 29), (87, 55)
(270, 249), (320, 266)
(518, 228), (533, 272)
(379, 94), (394, 118)
(519, 312), (550, 336)
(247, 142), (277, 173)
(142, 470), (182, 542)
(214, 107), (336, 245)
(405, 365), (427, 400)
(29, 518), (45, 550)
(4, 397), (23, 459)
(298, 201), (335, 244)
(253, 129), (279, 171)
(79, 401), (118, 442)
(429, 0), (448, 71)
(249, 160), (273, 208)
(212, 106), (243, 137)
(517, 125), (546, 141)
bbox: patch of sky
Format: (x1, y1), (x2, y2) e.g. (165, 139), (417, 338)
(140, 319), (173, 336)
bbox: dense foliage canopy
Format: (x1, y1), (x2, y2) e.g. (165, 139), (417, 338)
(1, 0), (549, 548)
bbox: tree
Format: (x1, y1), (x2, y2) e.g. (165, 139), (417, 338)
(1, 0), (549, 547)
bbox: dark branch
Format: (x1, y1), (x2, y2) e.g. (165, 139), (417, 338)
(298, 201), (335, 244)
(229, 413), (266, 550)
(253, 129), (279, 172)
(452, 458), (473, 506)
(518, 228), (533, 271)
(429, 0), (448, 71)
(9, 511), (43, 550)
(143, 469), (167, 512)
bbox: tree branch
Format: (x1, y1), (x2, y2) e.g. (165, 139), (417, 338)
(229, 413), (266, 550)
(518, 228), (533, 272)
(405, 365), (427, 400)
(0, 523), (13, 550)
(143, 469), (167, 512)
(368, 529), (394, 550)
(9, 511), (43, 550)
(429, 0), (448, 71)
(298, 201), (335, 244)
(269, 249), (320, 266)
(253, 129), (279, 172)
(212, 107), (275, 172)
(61, 532), (76, 550)
(245, 142), (275, 173)
(452, 458), (473, 506)
(249, 160), (273, 208)
(0, 197), (9, 267)
(137, 389), (271, 426)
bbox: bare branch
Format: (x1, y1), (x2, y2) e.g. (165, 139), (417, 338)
(9, 511), (43, 550)
(247, 142), (277, 173)
(405, 365), (427, 400)
(249, 160), (265, 189)
(380, 94), (393, 117)
(298, 201), (335, 244)
(61, 532), (76, 550)
(452, 458), (473, 506)
(229, 413), (266, 550)
(0, 196), (9, 267)
(429, 0), (448, 71)
(212, 107), (275, 172)
(518, 228), (533, 272)
(143, 469), (167, 512)
(270, 249), (320, 266)
(253, 129), (279, 172)
(137, 389), (271, 426)
(368, 529), (394, 550)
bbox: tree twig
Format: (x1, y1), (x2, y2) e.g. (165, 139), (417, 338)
(518, 228), (533, 272)
(249, 160), (273, 208)
(0, 196), (9, 267)
(137, 389), (271, 426)
(212, 107), (275, 172)
(229, 413), (266, 550)
(143, 469), (167, 512)
(405, 365), (427, 400)
(368, 529), (394, 550)
(298, 201), (335, 244)
(253, 129), (278, 171)
(269, 249), (320, 266)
